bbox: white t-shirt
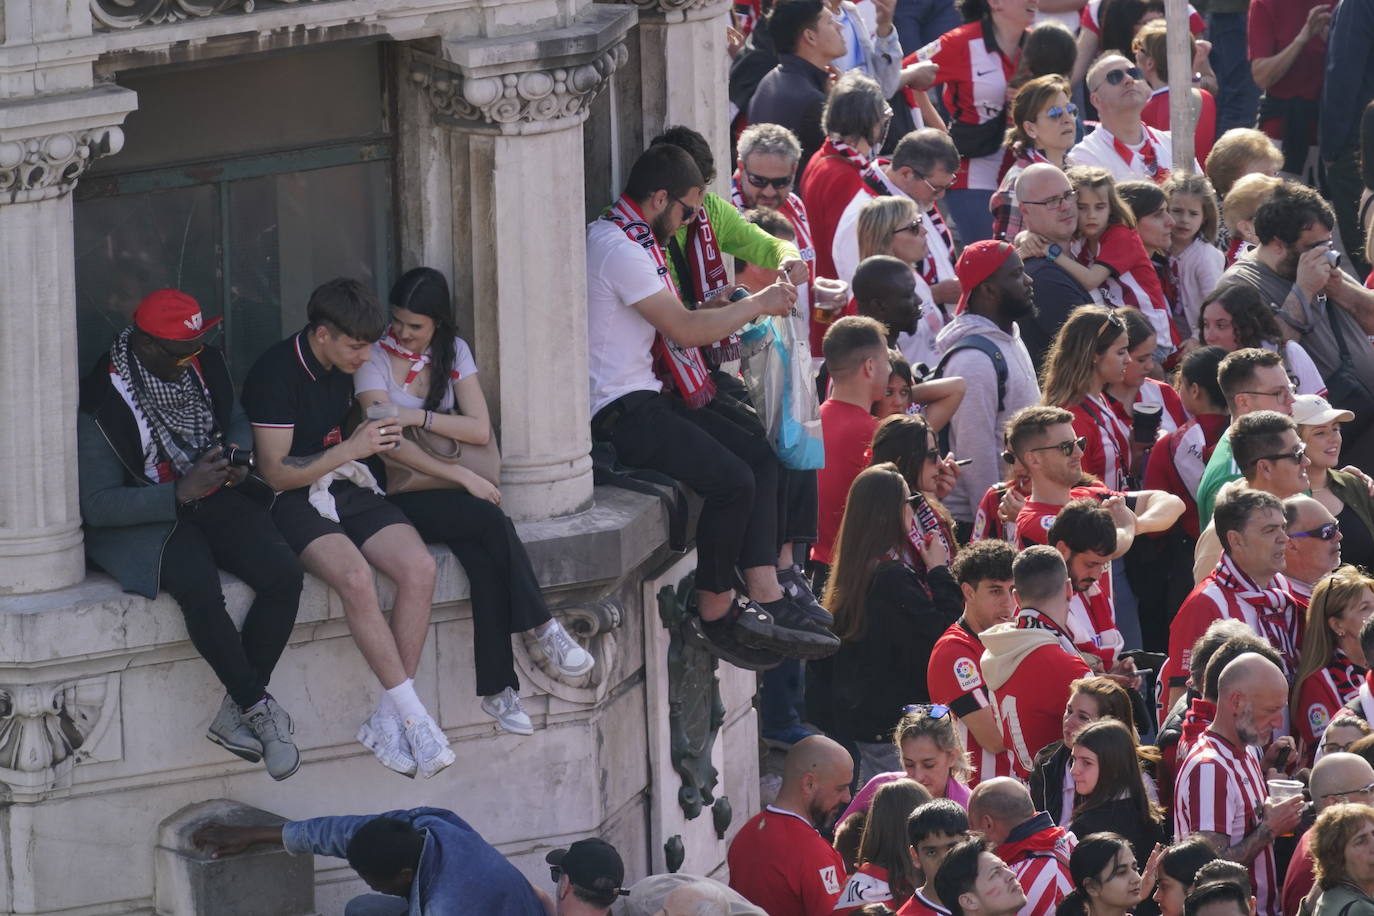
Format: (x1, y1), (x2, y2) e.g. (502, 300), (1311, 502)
(1067, 123), (1199, 184)
(585, 219), (667, 415)
(354, 337), (479, 411)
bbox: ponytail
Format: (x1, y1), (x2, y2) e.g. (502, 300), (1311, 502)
(1056, 889), (1090, 916)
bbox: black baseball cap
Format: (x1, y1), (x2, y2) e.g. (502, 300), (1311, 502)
(546, 838), (628, 904)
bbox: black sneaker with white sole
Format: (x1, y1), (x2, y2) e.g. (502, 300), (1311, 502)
(778, 565), (834, 630)
(688, 615), (783, 671)
(734, 598), (841, 660)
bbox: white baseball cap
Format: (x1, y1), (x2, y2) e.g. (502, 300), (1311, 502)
(1291, 393), (1354, 426)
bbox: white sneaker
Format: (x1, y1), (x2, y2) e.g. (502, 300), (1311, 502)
(357, 710), (417, 778)
(537, 619), (595, 677)
(481, 686), (535, 736)
(403, 713), (455, 779)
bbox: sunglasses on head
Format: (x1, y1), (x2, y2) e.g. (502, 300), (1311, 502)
(745, 171), (793, 190)
(1291, 522), (1340, 541)
(902, 703), (951, 719)
(1096, 66), (1143, 90)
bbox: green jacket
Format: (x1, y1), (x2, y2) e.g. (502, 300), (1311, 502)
(1327, 467), (1374, 541)
(1196, 433), (1237, 528)
(667, 192), (800, 296)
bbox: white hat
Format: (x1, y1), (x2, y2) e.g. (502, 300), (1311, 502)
(1291, 393), (1354, 426)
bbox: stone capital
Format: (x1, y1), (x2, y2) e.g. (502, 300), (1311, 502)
(409, 5), (634, 134)
(0, 83), (137, 204)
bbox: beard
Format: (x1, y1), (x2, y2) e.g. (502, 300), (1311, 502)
(651, 210), (675, 245)
(1277, 247), (1302, 280)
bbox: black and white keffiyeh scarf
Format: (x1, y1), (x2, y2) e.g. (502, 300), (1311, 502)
(110, 327), (215, 477)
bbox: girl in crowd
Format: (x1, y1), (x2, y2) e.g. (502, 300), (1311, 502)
(871, 353), (965, 432)
(991, 75), (1078, 242)
(870, 414), (959, 565)
(1040, 306), (1134, 490)
(355, 267), (593, 743)
(1294, 567), (1374, 757)
(1206, 129), (1283, 258)
(1298, 397), (1374, 573)
(1149, 837), (1218, 916)
(1197, 284), (1326, 396)
(1031, 677), (1138, 826)
(835, 779), (931, 915)
(1219, 173), (1282, 267)
(857, 196), (941, 369)
(875, 353), (916, 419)
(1067, 719), (1166, 861)
(1105, 307), (1187, 439)
(841, 705), (972, 821)
(822, 463), (962, 782)
(1164, 173), (1224, 336)
(1055, 833), (1145, 916)
(914, 0), (1034, 243)
(1115, 180), (1183, 353)
(1309, 804), (1374, 916)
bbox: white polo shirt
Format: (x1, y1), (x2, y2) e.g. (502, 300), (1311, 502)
(585, 219), (667, 415)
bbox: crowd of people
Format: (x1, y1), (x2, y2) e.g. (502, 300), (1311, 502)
(72, 0), (1374, 906)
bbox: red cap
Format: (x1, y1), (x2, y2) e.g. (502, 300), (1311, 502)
(955, 240), (1016, 315)
(133, 289), (222, 341)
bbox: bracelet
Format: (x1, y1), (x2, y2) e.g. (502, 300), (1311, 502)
(424, 410), (433, 430)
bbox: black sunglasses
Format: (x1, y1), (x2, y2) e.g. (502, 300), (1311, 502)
(1257, 446), (1307, 465)
(1095, 66), (1144, 90)
(745, 171), (794, 190)
(1292, 522), (1340, 541)
(1028, 436), (1088, 457)
(894, 219), (926, 236)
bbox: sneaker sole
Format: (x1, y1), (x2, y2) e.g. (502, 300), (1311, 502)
(265, 750), (302, 782)
(206, 731), (263, 764)
(735, 622), (840, 660)
(551, 656), (595, 678)
(417, 747), (456, 779)
(687, 618), (783, 671)
(356, 722), (417, 778)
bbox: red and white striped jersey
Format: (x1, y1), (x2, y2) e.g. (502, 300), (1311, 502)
(1073, 225), (1180, 352)
(1295, 650), (1366, 753)
(929, 619), (1018, 785)
(1174, 731), (1277, 916)
(1013, 856), (1074, 916)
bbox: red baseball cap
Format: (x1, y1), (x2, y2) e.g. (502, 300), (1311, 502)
(133, 289), (222, 341)
(955, 240), (1016, 315)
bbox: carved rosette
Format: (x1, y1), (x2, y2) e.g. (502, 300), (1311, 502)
(410, 44), (629, 132)
(89, 0), (321, 31)
(0, 128), (125, 204)
(0, 674), (119, 795)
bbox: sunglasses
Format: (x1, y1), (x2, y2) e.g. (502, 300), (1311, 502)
(668, 195), (697, 222)
(902, 703), (951, 719)
(1257, 445), (1307, 465)
(1028, 436), (1088, 457)
(1291, 522), (1340, 541)
(1094, 66), (1144, 90)
(146, 333), (210, 366)
(1044, 103), (1079, 120)
(894, 219), (926, 236)
(1320, 781), (1374, 802)
(745, 171), (794, 190)
(916, 172), (954, 195)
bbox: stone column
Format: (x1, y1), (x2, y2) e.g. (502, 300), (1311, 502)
(614, 0), (734, 180)
(406, 4), (635, 522)
(0, 85), (137, 593)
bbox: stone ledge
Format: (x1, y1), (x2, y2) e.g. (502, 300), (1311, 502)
(440, 3), (637, 75)
(0, 485), (669, 667)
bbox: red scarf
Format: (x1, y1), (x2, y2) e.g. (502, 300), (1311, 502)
(1212, 552), (1301, 673)
(1111, 127), (1170, 185)
(1078, 392), (1133, 490)
(1180, 697), (1216, 749)
(603, 195), (716, 407)
(729, 172), (817, 286)
(379, 333), (460, 386)
(827, 137), (872, 172)
(678, 207), (740, 361)
(1226, 237), (1253, 267)
(922, 205), (955, 286)
(907, 494), (956, 582)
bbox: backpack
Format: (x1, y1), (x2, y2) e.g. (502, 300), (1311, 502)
(934, 334), (1009, 454)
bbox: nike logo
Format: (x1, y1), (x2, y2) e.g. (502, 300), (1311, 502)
(975, 67), (997, 76)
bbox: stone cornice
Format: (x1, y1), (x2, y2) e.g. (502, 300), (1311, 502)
(601, 0), (732, 23)
(0, 84), (137, 204)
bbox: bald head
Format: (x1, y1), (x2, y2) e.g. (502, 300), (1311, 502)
(967, 777), (1035, 831)
(1216, 652), (1289, 746)
(1217, 652), (1287, 699)
(1015, 163), (1076, 242)
(783, 735), (851, 785)
(1310, 753), (1374, 811)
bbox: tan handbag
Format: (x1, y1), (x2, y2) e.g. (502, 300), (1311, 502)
(382, 418), (502, 495)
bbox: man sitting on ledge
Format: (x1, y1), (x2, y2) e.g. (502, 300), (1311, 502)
(585, 142), (840, 671)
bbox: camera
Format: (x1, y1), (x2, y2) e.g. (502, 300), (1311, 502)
(223, 446), (255, 469)
(1325, 246), (1342, 269)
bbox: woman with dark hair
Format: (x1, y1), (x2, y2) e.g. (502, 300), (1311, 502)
(1067, 720), (1166, 861)
(1041, 306), (1135, 490)
(821, 463), (962, 781)
(1115, 180), (1182, 347)
(1309, 803), (1374, 916)
(1056, 833), (1145, 916)
(835, 778), (931, 914)
(1030, 676), (1140, 826)
(1142, 346), (1229, 539)
(870, 413), (959, 570)
(1149, 837), (1218, 916)
(356, 267), (594, 739)
(1105, 307), (1187, 439)
(1197, 284), (1326, 396)
(990, 74), (1078, 241)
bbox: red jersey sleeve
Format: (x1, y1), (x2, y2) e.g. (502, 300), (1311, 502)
(1295, 671), (1338, 753)
(1155, 379), (1188, 427)
(930, 633), (990, 718)
(1164, 588), (1221, 693)
(799, 844), (847, 916)
(1093, 224), (1150, 279)
(1080, 1), (1100, 34)
(1070, 405), (1109, 485)
(1177, 757), (1234, 836)
(1015, 506), (1052, 548)
(1247, 0), (1279, 60)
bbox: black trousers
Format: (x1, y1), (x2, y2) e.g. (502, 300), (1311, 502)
(160, 487), (304, 709)
(780, 468), (818, 547)
(387, 489), (550, 696)
(607, 392), (779, 593)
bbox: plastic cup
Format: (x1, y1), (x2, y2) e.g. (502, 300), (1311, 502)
(365, 401), (399, 421)
(1267, 778), (1304, 836)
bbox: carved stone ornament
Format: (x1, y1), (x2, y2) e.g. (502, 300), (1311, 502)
(0, 128), (125, 204)
(409, 45), (629, 131)
(603, 0), (732, 16)
(90, 0), (321, 30)
(0, 674), (119, 796)
(517, 594), (623, 704)
(656, 573), (724, 821)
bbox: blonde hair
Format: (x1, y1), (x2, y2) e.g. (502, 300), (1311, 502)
(1065, 165), (1136, 231)
(1222, 173), (1283, 228)
(1206, 128), (1283, 197)
(1293, 566), (1374, 711)
(1132, 20), (1192, 83)
(858, 195), (921, 261)
(1041, 305), (1129, 407)
(894, 706), (973, 783)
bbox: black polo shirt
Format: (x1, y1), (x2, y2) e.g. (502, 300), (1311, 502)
(242, 327), (356, 469)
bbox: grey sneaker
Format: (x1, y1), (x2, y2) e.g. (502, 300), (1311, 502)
(481, 687), (534, 736)
(243, 697), (300, 781)
(536, 619), (595, 677)
(206, 694), (263, 763)
(403, 713), (456, 779)
(357, 709), (417, 778)
(779, 565), (834, 629)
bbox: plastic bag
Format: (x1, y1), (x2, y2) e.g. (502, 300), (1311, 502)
(740, 284), (825, 470)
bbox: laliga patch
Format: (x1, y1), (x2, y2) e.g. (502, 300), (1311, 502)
(820, 866), (841, 895)
(1309, 703), (1330, 735)
(955, 657), (982, 691)
(915, 38), (942, 61)
(1040, 515), (1054, 530)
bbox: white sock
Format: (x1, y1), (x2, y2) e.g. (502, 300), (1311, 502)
(385, 679), (428, 721)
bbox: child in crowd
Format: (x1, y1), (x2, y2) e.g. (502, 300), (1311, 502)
(1220, 173), (1282, 267)
(1116, 180), (1184, 357)
(1105, 307), (1187, 445)
(1165, 174), (1224, 337)
(873, 351), (966, 431)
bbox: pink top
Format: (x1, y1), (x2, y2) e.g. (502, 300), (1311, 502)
(840, 772), (972, 823)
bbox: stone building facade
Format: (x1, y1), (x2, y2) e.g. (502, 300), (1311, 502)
(0, 0), (753, 911)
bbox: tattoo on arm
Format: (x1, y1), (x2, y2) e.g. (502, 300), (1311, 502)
(282, 452), (325, 469)
(1208, 826), (1272, 866)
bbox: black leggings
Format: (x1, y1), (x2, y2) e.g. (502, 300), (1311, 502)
(387, 489), (550, 696)
(160, 488), (304, 709)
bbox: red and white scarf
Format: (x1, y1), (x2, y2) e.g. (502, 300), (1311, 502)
(677, 207), (741, 361)
(379, 332), (460, 386)
(603, 195), (715, 407)
(826, 137), (872, 172)
(1212, 552), (1301, 673)
(729, 172), (818, 286)
(1111, 127), (1170, 185)
(922, 205), (955, 286)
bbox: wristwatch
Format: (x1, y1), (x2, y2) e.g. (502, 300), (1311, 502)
(1047, 243), (1063, 260)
